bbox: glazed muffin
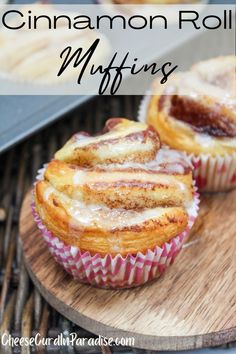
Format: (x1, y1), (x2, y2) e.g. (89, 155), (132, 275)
(33, 118), (199, 288)
(140, 56), (236, 191)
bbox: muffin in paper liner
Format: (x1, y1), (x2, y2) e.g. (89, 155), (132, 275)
(189, 153), (236, 192)
(32, 165), (199, 289)
(137, 94), (236, 193)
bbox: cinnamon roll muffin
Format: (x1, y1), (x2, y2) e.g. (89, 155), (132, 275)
(140, 56), (236, 192)
(33, 118), (199, 288)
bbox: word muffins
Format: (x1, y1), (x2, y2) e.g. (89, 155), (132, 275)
(139, 56), (236, 192)
(33, 118), (199, 288)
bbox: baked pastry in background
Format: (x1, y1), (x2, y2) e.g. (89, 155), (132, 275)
(104, 0), (201, 4)
(33, 118), (199, 288)
(0, 4), (110, 85)
(140, 56), (236, 192)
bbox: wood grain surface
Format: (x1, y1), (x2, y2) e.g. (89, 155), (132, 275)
(19, 190), (236, 351)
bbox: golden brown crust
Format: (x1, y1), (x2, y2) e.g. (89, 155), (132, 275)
(147, 56), (236, 156)
(35, 181), (188, 256)
(55, 118), (160, 166)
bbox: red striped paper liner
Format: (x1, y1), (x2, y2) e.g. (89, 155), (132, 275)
(32, 199), (198, 288)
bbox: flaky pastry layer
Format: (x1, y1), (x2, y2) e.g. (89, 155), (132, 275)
(55, 118), (160, 165)
(45, 159), (193, 208)
(35, 180), (188, 256)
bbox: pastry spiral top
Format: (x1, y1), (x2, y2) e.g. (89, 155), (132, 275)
(147, 56), (236, 156)
(35, 118), (194, 256)
(55, 118), (161, 165)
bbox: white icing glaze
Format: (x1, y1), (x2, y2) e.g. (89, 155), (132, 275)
(95, 147), (191, 175)
(43, 186), (54, 201)
(194, 134), (215, 148)
(73, 170), (87, 185)
(70, 148), (190, 202)
(67, 200), (166, 230)
(73, 169), (186, 187)
(43, 185), (179, 231)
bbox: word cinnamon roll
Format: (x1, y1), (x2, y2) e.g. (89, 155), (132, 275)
(33, 118), (199, 288)
(142, 56), (236, 192)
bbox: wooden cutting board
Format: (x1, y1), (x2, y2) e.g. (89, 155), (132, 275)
(19, 190), (236, 351)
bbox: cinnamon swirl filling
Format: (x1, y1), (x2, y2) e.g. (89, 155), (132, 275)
(169, 95), (236, 138)
(149, 56), (236, 150)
